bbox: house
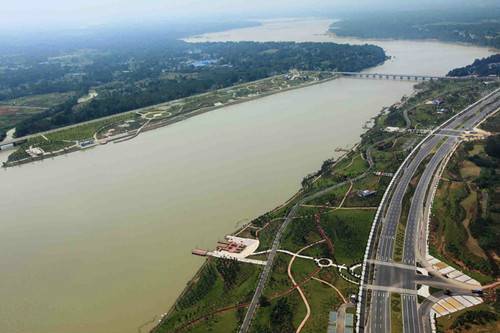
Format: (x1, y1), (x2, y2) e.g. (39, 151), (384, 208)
(358, 189), (377, 198)
(425, 98), (444, 106)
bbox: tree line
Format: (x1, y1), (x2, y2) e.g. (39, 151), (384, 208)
(12, 41), (386, 137)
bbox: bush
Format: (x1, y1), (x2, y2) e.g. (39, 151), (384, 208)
(485, 134), (500, 159)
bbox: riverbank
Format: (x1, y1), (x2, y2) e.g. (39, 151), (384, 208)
(3, 71), (338, 168)
(1, 18), (497, 333)
(152, 78), (500, 333)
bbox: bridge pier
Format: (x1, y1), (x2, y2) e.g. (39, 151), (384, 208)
(334, 72), (455, 82)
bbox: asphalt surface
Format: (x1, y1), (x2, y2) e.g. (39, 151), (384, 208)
(239, 173), (369, 333)
(366, 88), (500, 333)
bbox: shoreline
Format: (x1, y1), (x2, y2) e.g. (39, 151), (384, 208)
(2, 72), (341, 168)
(326, 29), (500, 53)
(148, 86), (411, 332)
(150, 77), (500, 333)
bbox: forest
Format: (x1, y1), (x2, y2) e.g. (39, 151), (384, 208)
(448, 54), (500, 77)
(1, 40), (386, 137)
(333, 8), (500, 49)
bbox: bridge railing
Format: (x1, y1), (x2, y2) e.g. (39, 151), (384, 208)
(333, 71), (495, 81)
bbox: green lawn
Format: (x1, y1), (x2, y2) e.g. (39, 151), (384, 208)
(320, 209), (374, 265)
(2, 92), (76, 108)
(47, 113), (136, 141)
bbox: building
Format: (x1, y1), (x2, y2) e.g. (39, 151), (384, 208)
(425, 98), (444, 106)
(384, 126), (404, 133)
(358, 190), (377, 198)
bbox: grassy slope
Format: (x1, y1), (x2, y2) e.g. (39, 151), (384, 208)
(430, 136), (499, 283)
(436, 303), (499, 333)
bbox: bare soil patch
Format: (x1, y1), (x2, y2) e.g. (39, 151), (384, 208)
(459, 160), (481, 179)
(0, 106), (22, 116)
(460, 187), (487, 259)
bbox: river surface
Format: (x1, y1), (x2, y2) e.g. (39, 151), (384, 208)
(0, 18), (494, 333)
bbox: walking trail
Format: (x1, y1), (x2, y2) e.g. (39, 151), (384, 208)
(287, 240), (324, 333)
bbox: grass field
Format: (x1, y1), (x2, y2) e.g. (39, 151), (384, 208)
(47, 113), (137, 141)
(2, 92), (76, 108)
(0, 106), (43, 136)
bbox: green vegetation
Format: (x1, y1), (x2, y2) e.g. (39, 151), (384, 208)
(448, 54), (500, 77)
(154, 78), (499, 332)
(1, 40), (386, 137)
(46, 113), (137, 141)
(436, 303), (499, 333)
(5, 113), (139, 166)
(334, 8), (500, 49)
(4, 71), (330, 167)
(450, 310), (497, 330)
(321, 209), (374, 265)
(391, 294), (403, 333)
(431, 111), (500, 282)
(1, 92), (76, 108)
(0, 105), (43, 140)
(153, 259), (261, 333)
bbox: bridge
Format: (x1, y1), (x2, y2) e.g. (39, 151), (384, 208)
(0, 139), (26, 151)
(334, 72), (480, 81)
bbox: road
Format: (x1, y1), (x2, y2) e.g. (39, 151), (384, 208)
(239, 170), (371, 332)
(364, 87), (500, 333)
(403, 92), (500, 333)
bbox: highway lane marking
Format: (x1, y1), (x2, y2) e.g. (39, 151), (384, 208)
(364, 284), (418, 295)
(367, 259), (416, 271)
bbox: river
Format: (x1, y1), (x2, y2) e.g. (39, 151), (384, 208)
(0, 18), (494, 333)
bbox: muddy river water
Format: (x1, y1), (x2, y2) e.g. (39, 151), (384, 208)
(0, 18), (494, 333)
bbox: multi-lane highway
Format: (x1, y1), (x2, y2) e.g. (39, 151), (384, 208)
(364, 87), (500, 333)
(239, 87), (499, 333)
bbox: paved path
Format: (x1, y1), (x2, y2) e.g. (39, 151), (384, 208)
(239, 173), (369, 333)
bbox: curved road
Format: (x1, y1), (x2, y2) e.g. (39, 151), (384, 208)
(364, 87), (500, 333)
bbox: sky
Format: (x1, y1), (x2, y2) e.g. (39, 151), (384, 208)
(1, 0), (497, 31)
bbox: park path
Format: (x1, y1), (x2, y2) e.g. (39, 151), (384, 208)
(312, 277), (347, 304)
(287, 241), (323, 333)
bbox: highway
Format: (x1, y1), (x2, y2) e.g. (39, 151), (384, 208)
(239, 87), (499, 333)
(364, 87), (500, 333)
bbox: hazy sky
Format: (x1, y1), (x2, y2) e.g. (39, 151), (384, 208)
(1, 0), (496, 31)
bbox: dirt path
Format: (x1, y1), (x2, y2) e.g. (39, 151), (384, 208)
(311, 277), (347, 303)
(337, 181), (353, 209)
(287, 241), (323, 333)
(461, 184), (488, 259)
(172, 267), (321, 332)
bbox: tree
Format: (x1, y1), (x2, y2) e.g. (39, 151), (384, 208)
(485, 134), (500, 159)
